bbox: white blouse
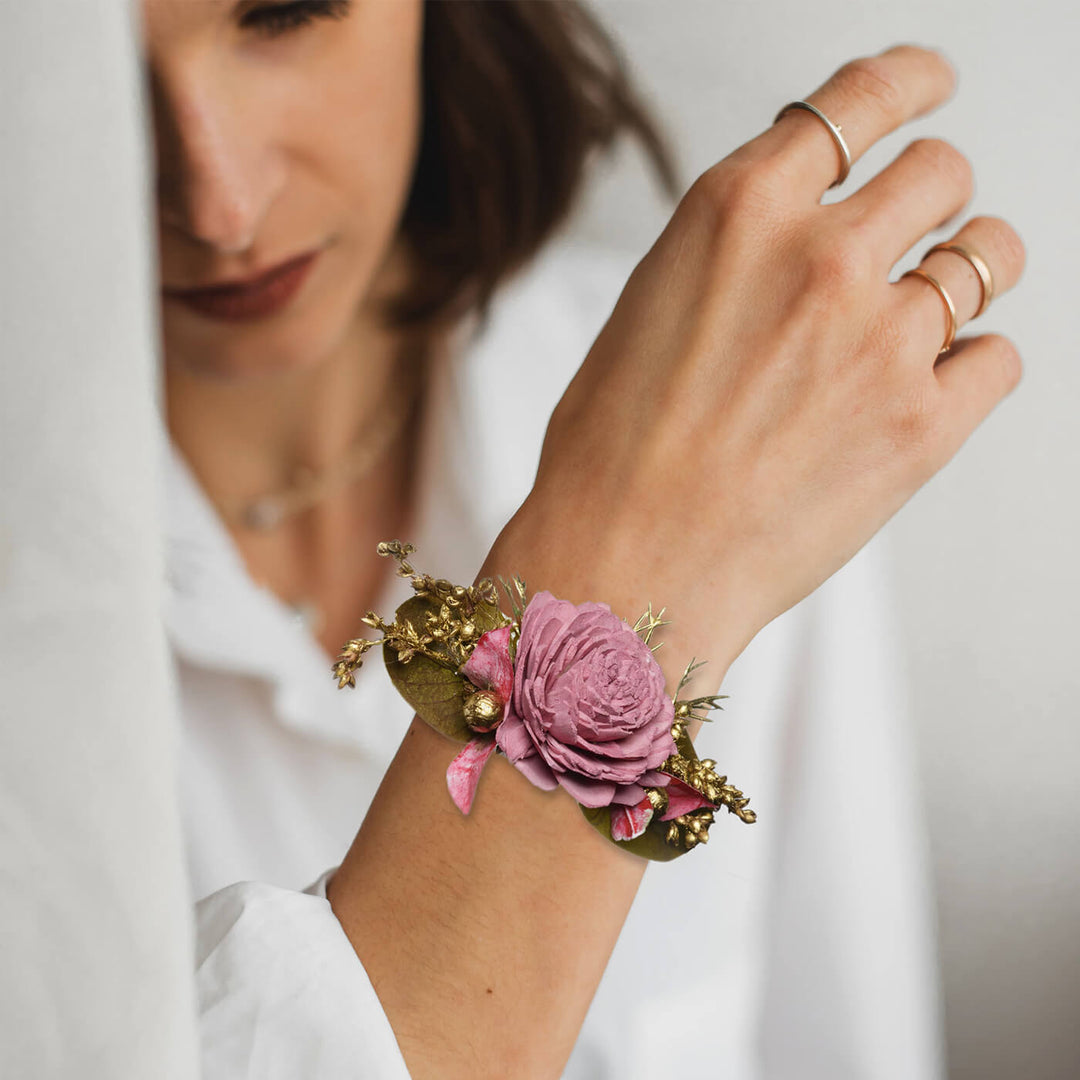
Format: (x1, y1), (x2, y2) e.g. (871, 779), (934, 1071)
(171, 240), (943, 1079)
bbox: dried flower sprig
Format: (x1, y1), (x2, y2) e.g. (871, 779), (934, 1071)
(633, 603), (671, 652)
(332, 540), (509, 688)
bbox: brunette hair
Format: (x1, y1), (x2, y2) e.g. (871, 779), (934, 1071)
(385, 0), (679, 329)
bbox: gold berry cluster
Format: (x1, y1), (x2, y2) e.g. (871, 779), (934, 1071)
(332, 540), (509, 689)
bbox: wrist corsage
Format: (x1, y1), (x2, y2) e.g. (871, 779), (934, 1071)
(333, 541), (755, 860)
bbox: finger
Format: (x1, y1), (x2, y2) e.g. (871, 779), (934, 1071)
(743, 44), (957, 202)
(893, 215), (1027, 359)
(837, 137), (973, 266)
(932, 333), (1023, 459)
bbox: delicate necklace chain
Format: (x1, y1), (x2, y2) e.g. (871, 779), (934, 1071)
(211, 349), (424, 533)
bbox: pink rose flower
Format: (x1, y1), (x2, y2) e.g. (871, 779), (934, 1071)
(495, 591), (677, 808)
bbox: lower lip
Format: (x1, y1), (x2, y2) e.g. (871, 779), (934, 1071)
(165, 251), (320, 322)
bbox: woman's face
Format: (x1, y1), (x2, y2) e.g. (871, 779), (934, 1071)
(142, 0), (424, 380)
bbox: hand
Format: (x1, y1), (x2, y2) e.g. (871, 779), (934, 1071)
(498, 43), (1025, 684)
(332, 44), (1026, 1079)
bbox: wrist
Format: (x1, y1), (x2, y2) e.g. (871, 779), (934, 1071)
(477, 495), (762, 707)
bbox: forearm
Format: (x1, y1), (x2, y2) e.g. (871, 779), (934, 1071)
(327, 503), (748, 1078)
(329, 718), (645, 1077)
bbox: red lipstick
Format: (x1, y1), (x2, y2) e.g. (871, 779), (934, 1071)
(163, 250), (320, 322)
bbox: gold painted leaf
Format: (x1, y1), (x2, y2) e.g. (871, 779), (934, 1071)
(672, 723), (698, 763)
(470, 599), (511, 636)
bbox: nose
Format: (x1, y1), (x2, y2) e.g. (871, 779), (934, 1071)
(149, 62), (281, 256)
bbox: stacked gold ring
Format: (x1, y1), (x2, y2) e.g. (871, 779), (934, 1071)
(901, 268), (958, 355)
(901, 240), (995, 355)
(924, 241), (995, 317)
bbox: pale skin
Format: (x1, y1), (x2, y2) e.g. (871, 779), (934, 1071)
(143, 3), (1025, 1077)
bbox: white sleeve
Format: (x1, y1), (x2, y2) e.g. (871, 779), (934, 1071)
(758, 531), (944, 1080)
(195, 872), (411, 1080)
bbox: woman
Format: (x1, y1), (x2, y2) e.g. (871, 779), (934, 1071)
(144, 1), (1024, 1076)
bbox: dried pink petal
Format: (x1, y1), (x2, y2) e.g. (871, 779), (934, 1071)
(659, 774), (717, 820)
(445, 735), (498, 815)
(610, 796), (655, 841)
(460, 625), (514, 718)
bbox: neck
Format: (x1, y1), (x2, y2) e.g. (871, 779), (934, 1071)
(165, 310), (416, 510)
(164, 287), (444, 657)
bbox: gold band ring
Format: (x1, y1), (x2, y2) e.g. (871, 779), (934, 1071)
(901, 268), (958, 355)
(773, 100), (852, 188)
(924, 242), (994, 318)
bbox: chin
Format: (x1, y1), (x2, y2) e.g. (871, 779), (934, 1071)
(168, 348), (328, 383)
(162, 318), (334, 383)
(161, 264), (370, 383)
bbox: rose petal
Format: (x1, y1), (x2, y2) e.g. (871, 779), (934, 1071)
(541, 736), (659, 785)
(556, 771), (617, 809)
(609, 783), (647, 806)
(610, 796), (655, 841)
(495, 712), (535, 762)
(446, 735), (498, 815)
(460, 625), (514, 705)
(659, 774), (717, 820)
(639, 769), (672, 789)
(512, 753), (561, 792)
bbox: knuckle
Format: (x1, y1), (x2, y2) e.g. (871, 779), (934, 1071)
(686, 161), (731, 206)
(692, 158), (786, 215)
(684, 159), (789, 244)
(678, 169), (730, 240)
(837, 55), (905, 115)
(866, 311), (911, 361)
(684, 163), (740, 221)
(806, 231), (873, 291)
(908, 137), (973, 191)
(887, 384), (940, 458)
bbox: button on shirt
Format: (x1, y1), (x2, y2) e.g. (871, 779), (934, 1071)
(169, 241), (943, 1079)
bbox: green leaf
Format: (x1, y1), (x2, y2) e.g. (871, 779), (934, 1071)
(579, 803), (686, 862)
(578, 725), (706, 861)
(382, 595), (509, 744)
(384, 643), (473, 742)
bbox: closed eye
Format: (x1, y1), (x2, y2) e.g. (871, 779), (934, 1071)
(239, 0), (351, 39)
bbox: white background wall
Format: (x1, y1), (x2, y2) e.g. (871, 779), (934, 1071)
(569, 2), (1079, 1077)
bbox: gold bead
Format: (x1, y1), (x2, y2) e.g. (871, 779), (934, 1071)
(646, 787), (669, 814)
(463, 689), (504, 732)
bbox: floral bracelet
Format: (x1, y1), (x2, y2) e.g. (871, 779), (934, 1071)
(332, 541), (755, 860)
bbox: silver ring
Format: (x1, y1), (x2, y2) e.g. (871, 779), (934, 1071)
(773, 100), (852, 189)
